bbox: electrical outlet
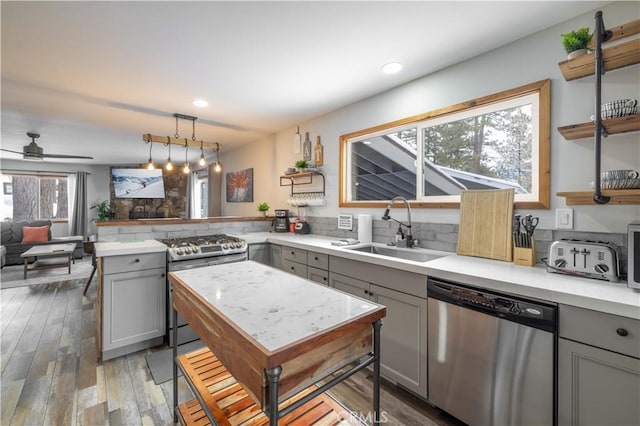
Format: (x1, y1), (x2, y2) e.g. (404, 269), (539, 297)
(556, 208), (573, 229)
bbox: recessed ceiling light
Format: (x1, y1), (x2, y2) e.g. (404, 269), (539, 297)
(193, 99), (208, 108)
(382, 62), (402, 74)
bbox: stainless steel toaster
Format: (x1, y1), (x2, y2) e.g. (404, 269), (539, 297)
(547, 239), (621, 282)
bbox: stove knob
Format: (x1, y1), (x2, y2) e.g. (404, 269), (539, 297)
(223, 244), (229, 249)
(176, 248), (183, 255)
(235, 242), (242, 248)
(594, 264), (609, 273)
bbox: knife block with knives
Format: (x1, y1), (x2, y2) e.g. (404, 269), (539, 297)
(514, 240), (536, 266)
(513, 213), (538, 267)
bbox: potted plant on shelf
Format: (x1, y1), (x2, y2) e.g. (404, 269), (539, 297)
(257, 202), (270, 217)
(295, 160), (309, 172)
(91, 200), (115, 221)
(561, 27), (592, 60)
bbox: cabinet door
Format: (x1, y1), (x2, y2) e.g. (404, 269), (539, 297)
(282, 259), (307, 278)
(249, 243), (270, 265)
(329, 272), (370, 299)
(559, 338), (640, 426)
(270, 244), (282, 270)
(371, 284), (428, 398)
(307, 266), (329, 286)
(103, 268), (166, 351)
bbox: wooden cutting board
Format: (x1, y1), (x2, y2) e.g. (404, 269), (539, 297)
(457, 189), (514, 262)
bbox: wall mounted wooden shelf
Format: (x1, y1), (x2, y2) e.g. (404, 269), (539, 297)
(558, 19), (640, 81)
(558, 114), (640, 140)
(556, 189), (640, 205)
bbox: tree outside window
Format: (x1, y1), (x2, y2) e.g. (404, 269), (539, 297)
(1, 174), (68, 221)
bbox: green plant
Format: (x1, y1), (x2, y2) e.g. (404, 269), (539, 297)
(257, 202), (270, 212)
(295, 160), (309, 169)
(561, 27), (591, 54)
(91, 200), (114, 221)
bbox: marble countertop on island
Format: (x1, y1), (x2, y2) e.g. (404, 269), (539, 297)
(170, 260), (385, 351)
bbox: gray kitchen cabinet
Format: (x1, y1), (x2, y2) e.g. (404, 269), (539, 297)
(307, 251), (329, 285)
(282, 246), (308, 278)
(329, 268), (428, 398)
(248, 243), (271, 265)
(100, 252), (166, 361)
(307, 266), (329, 285)
(270, 244), (282, 270)
(558, 304), (640, 426)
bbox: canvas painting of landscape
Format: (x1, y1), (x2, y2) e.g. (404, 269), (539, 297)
(111, 168), (166, 199)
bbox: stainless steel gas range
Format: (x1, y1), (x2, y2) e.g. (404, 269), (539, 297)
(163, 234), (248, 270)
(161, 234), (248, 346)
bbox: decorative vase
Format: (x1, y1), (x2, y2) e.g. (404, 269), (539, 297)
(567, 49), (588, 60)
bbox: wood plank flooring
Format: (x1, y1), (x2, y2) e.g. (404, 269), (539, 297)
(1, 276), (463, 426)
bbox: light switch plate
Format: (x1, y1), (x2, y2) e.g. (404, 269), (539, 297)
(556, 208), (573, 229)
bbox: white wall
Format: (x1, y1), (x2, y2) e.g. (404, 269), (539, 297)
(0, 159), (111, 236)
(222, 2), (640, 233)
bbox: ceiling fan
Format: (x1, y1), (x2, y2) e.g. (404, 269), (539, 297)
(0, 132), (94, 160)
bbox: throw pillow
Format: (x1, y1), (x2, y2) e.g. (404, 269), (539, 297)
(21, 225), (50, 244)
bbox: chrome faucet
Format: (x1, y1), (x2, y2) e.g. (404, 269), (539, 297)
(382, 196), (415, 248)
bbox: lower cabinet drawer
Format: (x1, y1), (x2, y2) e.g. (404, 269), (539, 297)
(282, 259), (307, 278)
(103, 252), (165, 274)
(282, 247), (307, 263)
(560, 304), (640, 358)
(307, 266), (329, 285)
(307, 251), (329, 270)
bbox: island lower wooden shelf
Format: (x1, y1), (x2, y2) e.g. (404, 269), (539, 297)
(557, 189), (640, 205)
(176, 347), (364, 426)
(557, 115), (640, 140)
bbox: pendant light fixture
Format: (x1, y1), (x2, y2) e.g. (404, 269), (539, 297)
(143, 113), (221, 171)
(214, 142), (222, 173)
(164, 137), (173, 171)
(146, 140), (155, 170)
(199, 140), (206, 166)
(183, 140), (190, 174)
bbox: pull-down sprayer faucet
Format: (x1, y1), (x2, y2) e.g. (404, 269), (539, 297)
(382, 196), (415, 248)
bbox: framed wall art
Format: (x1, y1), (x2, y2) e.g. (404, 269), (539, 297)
(226, 168), (254, 202)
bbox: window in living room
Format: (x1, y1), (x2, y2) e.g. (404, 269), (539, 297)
(1, 173), (69, 221)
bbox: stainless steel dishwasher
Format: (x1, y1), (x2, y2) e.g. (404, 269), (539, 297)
(427, 278), (557, 426)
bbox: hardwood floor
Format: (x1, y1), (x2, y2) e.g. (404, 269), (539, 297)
(1, 277), (463, 425)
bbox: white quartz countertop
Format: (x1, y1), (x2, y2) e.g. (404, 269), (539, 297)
(170, 261), (385, 352)
(237, 232), (640, 320)
(95, 239), (167, 257)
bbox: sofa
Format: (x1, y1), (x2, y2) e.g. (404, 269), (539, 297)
(0, 220), (84, 267)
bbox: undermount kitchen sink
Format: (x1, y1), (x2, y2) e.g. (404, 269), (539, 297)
(346, 244), (444, 262)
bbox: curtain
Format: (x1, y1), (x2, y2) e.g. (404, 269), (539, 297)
(185, 172), (193, 219)
(208, 164), (222, 217)
(70, 171), (88, 237)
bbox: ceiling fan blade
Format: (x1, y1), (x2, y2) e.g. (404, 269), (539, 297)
(42, 153), (94, 160)
(0, 148), (26, 155)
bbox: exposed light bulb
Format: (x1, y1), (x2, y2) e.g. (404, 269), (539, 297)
(183, 163), (190, 174)
(165, 158), (173, 171)
(199, 153), (206, 166)
(214, 162), (221, 173)
(147, 159), (154, 170)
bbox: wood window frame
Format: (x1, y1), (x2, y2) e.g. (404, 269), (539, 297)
(339, 79), (551, 209)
